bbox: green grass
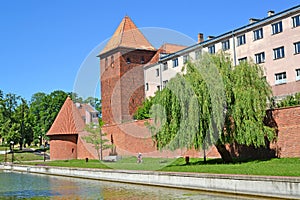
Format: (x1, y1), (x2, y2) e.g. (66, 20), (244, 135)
(28, 159), (111, 169)
(103, 156), (175, 171)
(0, 152), (44, 162)
(2, 153), (300, 177)
(161, 157), (300, 176)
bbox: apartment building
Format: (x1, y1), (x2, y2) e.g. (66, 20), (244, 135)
(144, 5), (300, 99)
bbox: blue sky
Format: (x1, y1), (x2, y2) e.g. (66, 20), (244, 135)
(0, 0), (299, 101)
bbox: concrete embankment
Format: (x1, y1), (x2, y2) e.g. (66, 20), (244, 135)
(1, 164), (299, 199)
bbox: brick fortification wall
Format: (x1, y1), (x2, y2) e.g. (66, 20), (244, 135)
(101, 106), (300, 159)
(269, 106), (300, 157)
(49, 135), (78, 160)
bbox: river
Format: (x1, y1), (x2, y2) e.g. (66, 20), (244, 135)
(0, 171), (257, 199)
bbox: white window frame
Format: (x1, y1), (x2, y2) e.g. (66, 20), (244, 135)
(222, 40), (230, 51)
(163, 62), (168, 71)
(294, 42), (300, 54)
(296, 69), (300, 81)
(172, 58), (179, 67)
(183, 55), (189, 64)
(275, 72), (287, 85)
(253, 28), (263, 40)
(163, 80), (168, 88)
(238, 57), (247, 63)
(237, 34), (246, 46)
(145, 83), (149, 91)
(272, 21), (283, 34)
(208, 45), (215, 54)
(255, 52), (265, 64)
(292, 15), (300, 28)
(273, 46), (285, 60)
(156, 68), (160, 77)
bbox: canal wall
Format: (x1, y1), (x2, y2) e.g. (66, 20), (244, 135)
(1, 164), (299, 199)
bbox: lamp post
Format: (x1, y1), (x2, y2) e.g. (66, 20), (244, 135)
(10, 141), (14, 163)
(43, 141), (47, 162)
(4, 142), (7, 164)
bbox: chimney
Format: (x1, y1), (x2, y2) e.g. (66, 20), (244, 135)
(249, 18), (260, 24)
(268, 10), (275, 17)
(197, 33), (204, 43)
(207, 36), (215, 40)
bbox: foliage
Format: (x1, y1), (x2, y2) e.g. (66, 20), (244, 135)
(0, 89), (102, 149)
(134, 97), (154, 120)
(277, 92), (300, 108)
(146, 53), (275, 162)
(83, 119), (112, 160)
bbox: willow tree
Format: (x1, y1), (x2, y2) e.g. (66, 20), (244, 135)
(149, 52), (275, 162)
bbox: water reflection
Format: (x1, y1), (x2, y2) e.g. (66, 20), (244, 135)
(0, 171), (256, 199)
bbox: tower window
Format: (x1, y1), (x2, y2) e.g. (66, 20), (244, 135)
(105, 58), (108, 69)
(141, 56), (145, 64)
(111, 55), (114, 67)
(126, 57), (131, 64)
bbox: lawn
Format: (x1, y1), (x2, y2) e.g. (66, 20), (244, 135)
(21, 156), (300, 177)
(0, 152), (44, 163)
(161, 157), (300, 176)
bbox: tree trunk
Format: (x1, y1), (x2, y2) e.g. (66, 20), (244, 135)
(215, 143), (233, 163)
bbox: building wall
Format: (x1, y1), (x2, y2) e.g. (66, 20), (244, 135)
(49, 135), (78, 160)
(144, 7), (300, 99)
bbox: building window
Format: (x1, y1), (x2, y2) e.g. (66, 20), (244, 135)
(111, 55), (114, 67)
(157, 85), (160, 91)
(275, 72), (287, 85)
(294, 42), (300, 54)
(195, 50), (201, 60)
(183, 55), (189, 64)
(222, 40), (230, 51)
(163, 80), (168, 88)
(208, 45), (215, 54)
(272, 21), (283, 34)
(156, 68), (160, 77)
(253, 28), (263, 40)
(105, 58), (108, 69)
(141, 56), (145, 64)
(292, 15), (300, 28)
(237, 34), (246, 46)
(172, 58), (179, 67)
(163, 62), (168, 71)
(145, 83), (149, 91)
(273, 46), (285, 60)
(238, 57), (247, 63)
(126, 57), (131, 64)
(296, 69), (300, 81)
(255, 52), (265, 64)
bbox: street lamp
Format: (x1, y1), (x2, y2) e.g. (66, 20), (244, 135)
(10, 141), (14, 163)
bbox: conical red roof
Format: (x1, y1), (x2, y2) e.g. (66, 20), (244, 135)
(47, 97), (85, 135)
(100, 16), (155, 55)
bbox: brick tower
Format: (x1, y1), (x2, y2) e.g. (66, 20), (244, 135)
(99, 16), (157, 125)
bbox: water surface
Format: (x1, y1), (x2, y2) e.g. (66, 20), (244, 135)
(0, 171), (257, 199)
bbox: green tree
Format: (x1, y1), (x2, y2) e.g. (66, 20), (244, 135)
(30, 90), (68, 145)
(83, 119), (112, 160)
(277, 92), (300, 108)
(148, 53), (275, 162)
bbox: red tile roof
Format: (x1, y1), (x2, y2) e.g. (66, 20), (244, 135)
(47, 97), (85, 135)
(100, 16), (155, 55)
